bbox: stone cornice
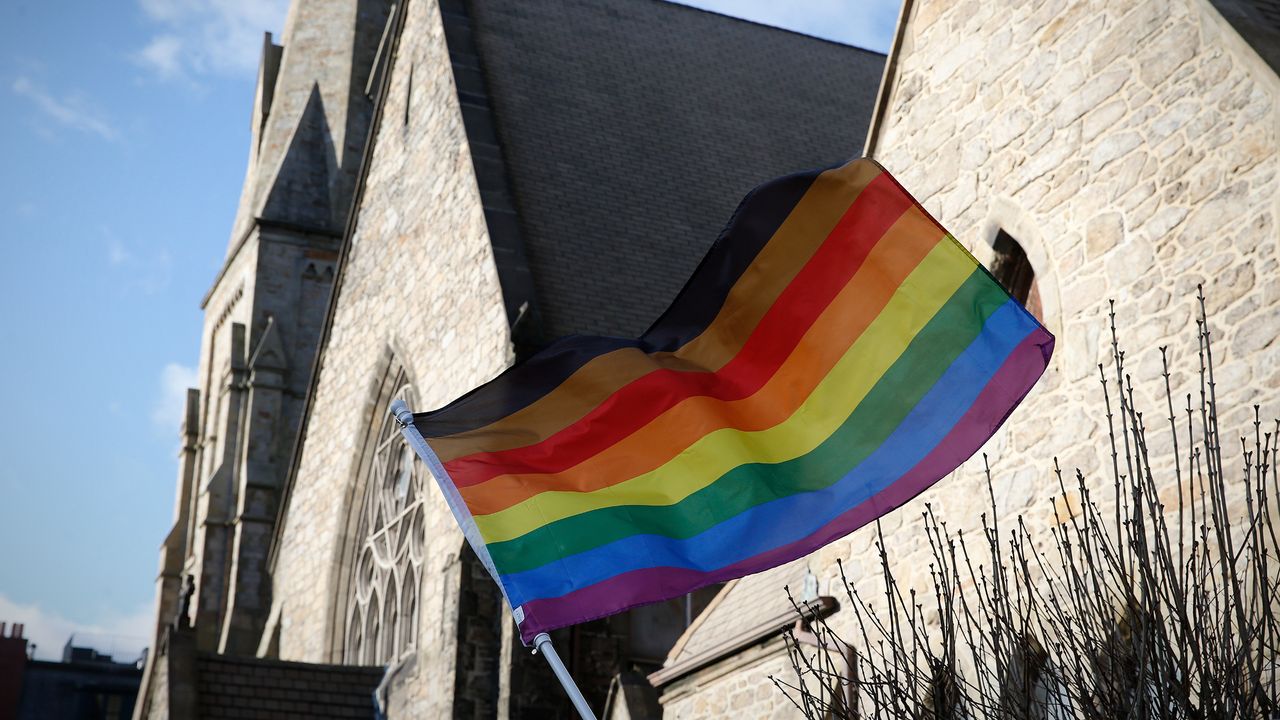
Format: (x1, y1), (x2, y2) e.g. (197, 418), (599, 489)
(647, 595), (837, 689)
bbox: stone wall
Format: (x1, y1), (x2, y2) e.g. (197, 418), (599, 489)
(141, 643), (169, 720)
(187, 240), (258, 652)
(269, 0), (512, 716)
(661, 0), (1280, 716)
(660, 639), (795, 720)
(868, 0), (1279, 554)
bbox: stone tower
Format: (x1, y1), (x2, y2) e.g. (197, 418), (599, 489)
(145, 0), (393, 663)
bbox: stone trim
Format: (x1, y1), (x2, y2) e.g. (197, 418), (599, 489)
(1203, 0), (1280, 76)
(323, 348), (416, 664)
(977, 198), (1065, 342)
(438, 0), (539, 343)
(654, 634), (789, 708)
(863, 0), (917, 159)
(647, 596), (836, 688)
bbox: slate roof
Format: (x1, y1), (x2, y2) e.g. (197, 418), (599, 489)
(449, 0), (886, 345)
(668, 560), (811, 665)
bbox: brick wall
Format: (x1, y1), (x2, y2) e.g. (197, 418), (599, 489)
(195, 654), (382, 719)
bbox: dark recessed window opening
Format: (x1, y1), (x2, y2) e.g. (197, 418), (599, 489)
(990, 229), (1042, 321)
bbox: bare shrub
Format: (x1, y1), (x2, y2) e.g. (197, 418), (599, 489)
(774, 289), (1280, 719)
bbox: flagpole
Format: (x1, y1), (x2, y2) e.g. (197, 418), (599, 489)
(533, 632), (599, 720)
(389, 401), (598, 720)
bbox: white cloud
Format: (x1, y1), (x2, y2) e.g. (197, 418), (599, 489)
(10, 76), (118, 141)
(152, 362), (199, 431)
(107, 235), (131, 266)
(108, 243), (129, 266)
(103, 228), (173, 294)
(674, 0), (902, 53)
(0, 593), (151, 663)
(134, 0), (290, 81)
(138, 247), (174, 295)
(139, 0), (199, 23)
(137, 35), (185, 79)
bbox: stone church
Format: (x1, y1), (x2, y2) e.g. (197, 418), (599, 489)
(133, 0), (1280, 717)
(132, 0), (885, 716)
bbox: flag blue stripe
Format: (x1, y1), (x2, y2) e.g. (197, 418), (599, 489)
(500, 299), (1035, 606)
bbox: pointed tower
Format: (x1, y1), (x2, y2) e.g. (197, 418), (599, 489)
(144, 0), (395, 668)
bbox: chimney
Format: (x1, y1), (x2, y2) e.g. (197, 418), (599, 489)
(0, 619), (30, 718)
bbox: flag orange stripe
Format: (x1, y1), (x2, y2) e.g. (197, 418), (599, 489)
(459, 206), (944, 514)
(426, 160), (884, 463)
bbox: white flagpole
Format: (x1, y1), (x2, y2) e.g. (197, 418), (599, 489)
(389, 401), (598, 720)
(533, 632), (598, 719)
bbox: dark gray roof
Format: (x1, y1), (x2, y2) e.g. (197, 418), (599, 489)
(446, 0), (885, 346)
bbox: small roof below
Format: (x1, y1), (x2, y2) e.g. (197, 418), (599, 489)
(674, 559), (812, 664)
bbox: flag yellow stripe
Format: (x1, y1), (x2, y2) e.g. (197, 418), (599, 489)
(474, 237), (976, 543)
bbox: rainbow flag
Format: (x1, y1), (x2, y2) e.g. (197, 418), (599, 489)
(408, 158), (1054, 642)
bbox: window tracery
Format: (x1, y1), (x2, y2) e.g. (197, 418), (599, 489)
(344, 370), (425, 665)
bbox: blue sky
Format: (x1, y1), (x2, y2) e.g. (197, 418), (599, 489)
(0, 0), (899, 662)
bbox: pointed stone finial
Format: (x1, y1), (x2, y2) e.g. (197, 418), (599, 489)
(248, 315), (288, 371)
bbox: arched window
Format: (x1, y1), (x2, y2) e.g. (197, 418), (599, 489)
(344, 368), (425, 665)
(990, 229), (1042, 321)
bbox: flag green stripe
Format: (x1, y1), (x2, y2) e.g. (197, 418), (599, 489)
(473, 235), (972, 542)
(487, 268), (1005, 575)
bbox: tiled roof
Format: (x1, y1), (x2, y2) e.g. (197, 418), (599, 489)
(460, 0), (886, 344)
(195, 653), (383, 719)
(670, 559), (809, 665)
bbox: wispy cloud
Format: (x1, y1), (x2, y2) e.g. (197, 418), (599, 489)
(673, 0), (902, 53)
(137, 35), (185, 79)
(11, 77), (118, 141)
(0, 593), (151, 663)
(134, 0), (289, 81)
(103, 228), (173, 294)
(107, 237), (131, 266)
(152, 362), (199, 431)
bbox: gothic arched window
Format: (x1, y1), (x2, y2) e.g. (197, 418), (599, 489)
(344, 369), (426, 665)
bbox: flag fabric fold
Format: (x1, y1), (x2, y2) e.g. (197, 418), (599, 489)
(409, 158), (1054, 643)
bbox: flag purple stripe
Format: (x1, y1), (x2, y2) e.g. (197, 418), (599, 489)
(514, 328), (1053, 642)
